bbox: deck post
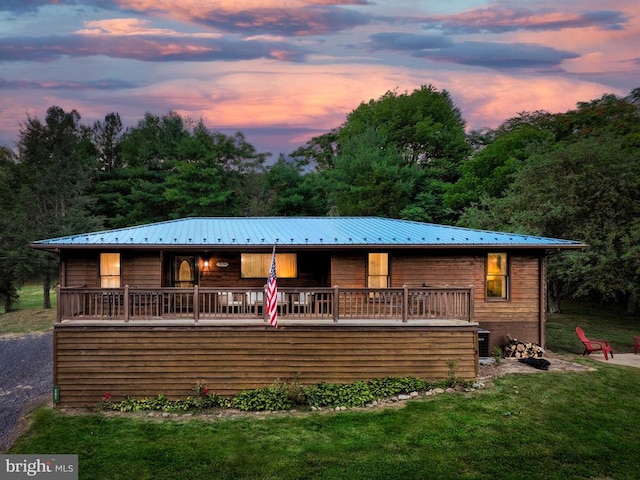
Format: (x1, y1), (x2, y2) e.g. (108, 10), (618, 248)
(468, 285), (474, 322)
(402, 285), (408, 322)
(124, 285), (129, 323)
(263, 286), (269, 324)
(333, 286), (339, 322)
(56, 285), (61, 323)
(193, 285), (199, 323)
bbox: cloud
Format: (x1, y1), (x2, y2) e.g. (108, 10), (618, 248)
(2, 1), (375, 37)
(444, 72), (625, 131)
(188, 6), (372, 37)
(422, 6), (628, 34)
(86, 0), (375, 37)
(0, 78), (137, 90)
(77, 18), (223, 38)
(0, 33), (310, 63)
(417, 41), (580, 69)
(0, 0), (57, 13)
(368, 32), (453, 51)
(366, 33), (579, 70)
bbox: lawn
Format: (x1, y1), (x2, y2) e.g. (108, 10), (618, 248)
(547, 300), (639, 354)
(6, 298), (640, 479)
(0, 283), (56, 334)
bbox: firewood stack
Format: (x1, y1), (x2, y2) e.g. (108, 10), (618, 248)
(503, 335), (545, 359)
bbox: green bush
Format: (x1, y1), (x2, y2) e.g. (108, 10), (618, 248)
(232, 385), (294, 411)
(100, 376), (437, 413)
(304, 381), (375, 408)
(368, 376), (429, 397)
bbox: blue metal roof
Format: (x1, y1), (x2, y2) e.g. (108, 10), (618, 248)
(30, 217), (586, 250)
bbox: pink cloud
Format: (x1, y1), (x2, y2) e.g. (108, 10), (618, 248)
(77, 18), (221, 38)
(424, 4), (627, 33)
(113, 0), (372, 36)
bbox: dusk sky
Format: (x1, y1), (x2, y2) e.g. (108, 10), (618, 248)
(1, 0), (638, 157)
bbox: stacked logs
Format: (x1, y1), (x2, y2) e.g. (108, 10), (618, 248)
(504, 335), (545, 359)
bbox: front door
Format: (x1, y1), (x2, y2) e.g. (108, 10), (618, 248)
(174, 256), (196, 287)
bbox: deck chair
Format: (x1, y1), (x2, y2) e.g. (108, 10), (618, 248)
(292, 292), (312, 314)
(247, 291), (264, 315)
(575, 327), (613, 360)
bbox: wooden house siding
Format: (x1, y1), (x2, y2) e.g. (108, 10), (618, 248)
(122, 252), (161, 287)
(63, 252), (98, 287)
(53, 324), (478, 408)
(392, 252), (543, 348)
(331, 253), (365, 288)
(392, 253), (483, 289)
(473, 255), (542, 346)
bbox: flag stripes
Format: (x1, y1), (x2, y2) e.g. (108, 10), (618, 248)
(266, 247), (278, 328)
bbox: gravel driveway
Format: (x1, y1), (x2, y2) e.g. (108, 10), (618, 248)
(0, 331), (53, 451)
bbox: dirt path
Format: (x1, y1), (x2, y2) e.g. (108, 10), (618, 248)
(0, 331), (52, 452)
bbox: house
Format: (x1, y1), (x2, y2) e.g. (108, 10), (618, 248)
(30, 217), (585, 407)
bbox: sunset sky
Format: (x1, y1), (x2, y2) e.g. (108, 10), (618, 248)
(1, 0), (638, 157)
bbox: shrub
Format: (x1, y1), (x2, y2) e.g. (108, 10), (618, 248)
(99, 376), (439, 413)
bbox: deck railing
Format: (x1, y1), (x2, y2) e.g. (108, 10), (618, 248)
(56, 286), (473, 323)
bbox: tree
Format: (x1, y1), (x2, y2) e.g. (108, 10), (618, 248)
(15, 106), (102, 307)
(259, 155), (329, 216)
(323, 127), (420, 217)
(92, 113), (271, 225)
(92, 112), (123, 172)
(289, 128), (339, 171)
(0, 148), (21, 312)
(456, 88), (640, 312)
(460, 135), (640, 312)
(339, 85), (470, 170)
(166, 123), (269, 217)
(163, 122), (233, 217)
(293, 85), (471, 222)
(92, 112), (189, 227)
(511, 136), (639, 312)
(445, 126), (555, 215)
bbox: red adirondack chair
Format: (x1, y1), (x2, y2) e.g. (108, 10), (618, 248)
(576, 327), (613, 360)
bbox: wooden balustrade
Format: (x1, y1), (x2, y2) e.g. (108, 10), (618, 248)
(56, 285), (473, 323)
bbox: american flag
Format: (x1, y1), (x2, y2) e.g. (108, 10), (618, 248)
(266, 246), (278, 328)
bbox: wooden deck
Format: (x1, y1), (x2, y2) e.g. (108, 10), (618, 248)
(53, 286), (479, 408)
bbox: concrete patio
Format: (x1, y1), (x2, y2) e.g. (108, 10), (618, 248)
(589, 353), (640, 368)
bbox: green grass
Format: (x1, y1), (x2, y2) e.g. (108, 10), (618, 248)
(6, 301), (640, 479)
(0, 283), (56, 334)
(547, 300), (639, 354)
(9, 365), (640, 479)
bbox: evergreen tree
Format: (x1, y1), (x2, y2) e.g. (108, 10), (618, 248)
(14, 106), (101, 307)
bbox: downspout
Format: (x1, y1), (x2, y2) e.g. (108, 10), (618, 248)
(539, 255), (547, 348)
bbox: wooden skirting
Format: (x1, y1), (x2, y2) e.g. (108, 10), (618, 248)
(54, 323), (479, 408)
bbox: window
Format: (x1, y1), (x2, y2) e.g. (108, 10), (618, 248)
(100, 253), (120, 288)
(241, 253), (297, 278)
(368, 253), (389, 288)
(486, 253), (508, 299)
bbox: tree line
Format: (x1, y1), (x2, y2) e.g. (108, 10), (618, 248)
(1, 84), (638, 314)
